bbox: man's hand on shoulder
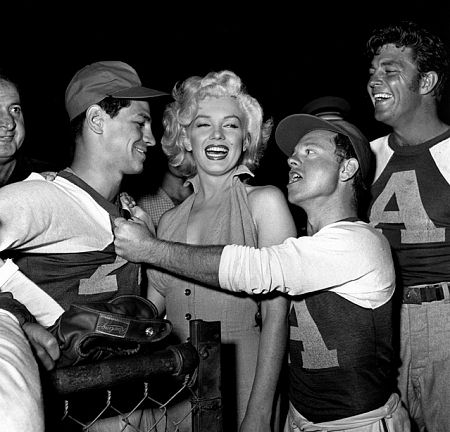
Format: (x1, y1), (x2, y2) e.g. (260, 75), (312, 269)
(22, 322), (60, 371)
(113, 216), (155, 264)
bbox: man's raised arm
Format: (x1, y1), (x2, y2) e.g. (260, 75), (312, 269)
(113, 216), (223, 288)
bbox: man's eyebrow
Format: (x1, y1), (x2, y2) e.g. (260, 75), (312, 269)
(370, 59), (399, 69)
(379, 59), (401, 67)
(302, 141), (322, 148)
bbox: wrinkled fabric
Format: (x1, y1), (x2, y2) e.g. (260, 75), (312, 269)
(284, 393), (410, 432)
(0, 310), (44, 431)
(149, 166), (261, 431)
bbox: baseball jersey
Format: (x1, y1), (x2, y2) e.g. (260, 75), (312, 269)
(220, 220), (396, 421)
(0, 169), (141, 311)
(369, 131), (450, 287)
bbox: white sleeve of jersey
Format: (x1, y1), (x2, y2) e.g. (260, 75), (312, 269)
(370, 135), (394, 183)
(430, 137), (450, 185)
(0, 259), (64, 326)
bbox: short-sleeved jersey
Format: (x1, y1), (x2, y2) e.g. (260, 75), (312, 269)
(0, 169), (141, 310)
(369, 131), (450, 287)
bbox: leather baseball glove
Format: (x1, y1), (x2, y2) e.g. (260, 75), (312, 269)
(49, 294), (172, 368)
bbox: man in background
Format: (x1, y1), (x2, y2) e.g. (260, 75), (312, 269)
(367, 20), (450, 431)
(0, 72), (27, 186)
(0, 71), (56, 187)
(301, 95), (351, 121)
(138, 156), (193, 228)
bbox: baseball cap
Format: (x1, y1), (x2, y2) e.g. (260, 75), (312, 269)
(275, 113), (374, 186)
(65, 61), (168, 121)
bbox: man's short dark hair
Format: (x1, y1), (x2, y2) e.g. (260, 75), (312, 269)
(366, 21), (449, 100)
(70, 97), (132, 141)
(334, 132), (368, 216)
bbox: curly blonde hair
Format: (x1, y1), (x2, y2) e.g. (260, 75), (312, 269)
(161, 70), (273, 176)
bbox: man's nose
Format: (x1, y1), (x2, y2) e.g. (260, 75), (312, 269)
(368, 72), (383, 89)
(288, 156), (301, 167)
(0, 112), (15, 130)
(143, 126), (156, 147)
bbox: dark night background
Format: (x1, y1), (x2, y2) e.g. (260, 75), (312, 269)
(5, 2), (450, 211)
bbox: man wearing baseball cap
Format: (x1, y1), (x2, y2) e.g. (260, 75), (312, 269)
(0, 61), (167, 429)
(114, 113), (410, 430)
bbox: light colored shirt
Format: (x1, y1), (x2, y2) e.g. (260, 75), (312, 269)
(219, 220), (395, 309)
(138, 187), (175, 228)
(0, 310), (44, 431)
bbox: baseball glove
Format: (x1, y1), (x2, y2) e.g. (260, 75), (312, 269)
(49, 294), (172, 368)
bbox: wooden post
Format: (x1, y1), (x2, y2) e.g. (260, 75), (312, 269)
(190, 319), (222, 432)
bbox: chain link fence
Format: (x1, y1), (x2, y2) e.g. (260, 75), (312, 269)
(43, 320), (222, 432)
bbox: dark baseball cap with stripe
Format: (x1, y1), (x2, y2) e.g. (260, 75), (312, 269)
(275, 113), (374, 186)
(65, 61), (168, 121)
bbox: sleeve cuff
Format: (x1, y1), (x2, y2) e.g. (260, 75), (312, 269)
(218, 245), (243, 292)
(0, 293), (36, 327)
(0, 259), (19, 287)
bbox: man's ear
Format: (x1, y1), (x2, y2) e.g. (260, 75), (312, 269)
(86, 105), (105, 134)
(420, 71), (439, 95)
(340, 158), (359, 182)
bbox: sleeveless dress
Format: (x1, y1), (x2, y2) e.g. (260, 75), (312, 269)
(149, 165), (260, 431)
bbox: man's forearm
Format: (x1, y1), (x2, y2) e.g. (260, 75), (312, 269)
(146, 238), (224, 288)
(114, 218), (224, 288)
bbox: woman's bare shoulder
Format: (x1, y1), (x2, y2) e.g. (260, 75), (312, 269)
(245, 184), (287, 204)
